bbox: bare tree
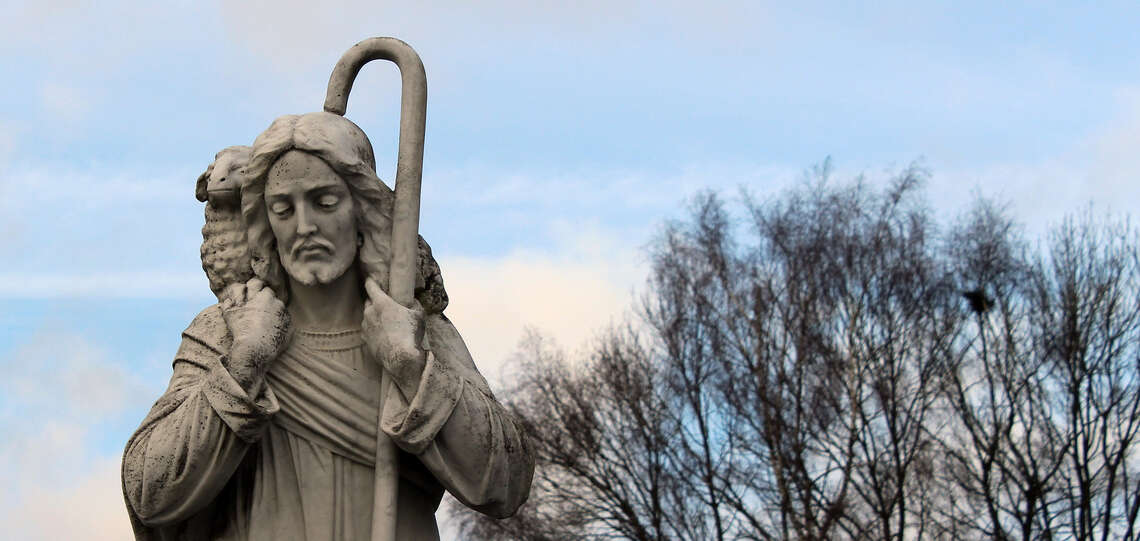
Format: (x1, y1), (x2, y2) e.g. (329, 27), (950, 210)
(1038, 213), (1140, 540)
(935, 199), (1066, 540)
(718, 165), (954, 541)
(454, 328), (684, 541)
(452, 168), (1140, 541)
(936, 205), (1140, 541)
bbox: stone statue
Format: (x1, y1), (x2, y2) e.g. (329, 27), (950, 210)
(196, 145), (255, 299)
(122, 39), (533, 540)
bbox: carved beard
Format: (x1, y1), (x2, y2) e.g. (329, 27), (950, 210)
(277, 239), (357, 287)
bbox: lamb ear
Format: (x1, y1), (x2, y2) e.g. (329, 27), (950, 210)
(195, 166), (211, 202)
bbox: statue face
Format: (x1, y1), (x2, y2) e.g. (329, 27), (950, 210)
(265, 150), (358, 287)
(205, 150), (246, 207)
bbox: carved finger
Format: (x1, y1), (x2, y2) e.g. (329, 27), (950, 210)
(221, 283), (244, 305)
(410, 301), (426, 346)
(251, 286), (276, 306)
(362, 299), (378, 322)
(247, 278), (266, 295)
(369, 281), (406, 315)
(364, 278), (386, 302)
(230, 283), (248, 304)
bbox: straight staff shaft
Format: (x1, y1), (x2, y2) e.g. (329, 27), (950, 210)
(324, 36), (427, 541)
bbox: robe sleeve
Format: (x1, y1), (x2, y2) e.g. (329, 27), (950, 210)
(122, 305), (279, 527)
(380, 313), (534, 518)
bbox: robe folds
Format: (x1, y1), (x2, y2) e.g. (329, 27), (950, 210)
(122, 304), (533, 540)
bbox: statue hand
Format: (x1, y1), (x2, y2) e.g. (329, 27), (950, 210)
(221, 278), (292, 388)
(362, 278), (427, 389)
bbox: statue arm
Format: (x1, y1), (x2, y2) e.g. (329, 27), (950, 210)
(380, 313), (534, 518)
(122, 305), (279, 527)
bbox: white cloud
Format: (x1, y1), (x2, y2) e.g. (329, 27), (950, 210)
(0, 421), (88, 491)
(1083, 86), (1140, 207)
(0, 271), (208, 299)
(1, 2), (191, 76)
(217, 0), (642, 67)
(0, 333), (142, 540)
(3, 333), (147, 416)
(0, 332), (152, 447)
(39, 82), (92, 124)
(426, 161), (800, 216)
(1, 454), (133, 541)
(1, 163), (194, 204)
(439, 226), (645, 385)
(0, 122), (13, 168)
(930, 159), (1084, 235)
(928, 87), (1140, 238)
(0, 162), (209, 298)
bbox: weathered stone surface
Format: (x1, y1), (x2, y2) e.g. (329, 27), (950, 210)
(198, 145), (255, 299)
(123, 38), (533, 541)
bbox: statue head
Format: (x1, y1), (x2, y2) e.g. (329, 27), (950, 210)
(198, 146), (255, 298)
(263, 149), (361, 287)
(241, 112), (395, 297)
(196, 145), (251, 208)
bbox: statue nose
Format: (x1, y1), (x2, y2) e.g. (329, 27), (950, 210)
(296, 205), (318, 235)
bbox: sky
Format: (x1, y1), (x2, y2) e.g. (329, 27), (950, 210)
(2, 2), (1140, 539)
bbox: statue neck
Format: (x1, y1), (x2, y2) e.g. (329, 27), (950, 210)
(286, 265), (364, 331)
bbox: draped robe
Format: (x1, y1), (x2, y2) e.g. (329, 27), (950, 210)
(122, 304), (533, 540)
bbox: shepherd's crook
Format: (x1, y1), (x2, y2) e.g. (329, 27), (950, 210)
(324, 37), (427, 541)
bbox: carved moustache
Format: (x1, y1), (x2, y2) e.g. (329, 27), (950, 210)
(290, 238), (335, 257)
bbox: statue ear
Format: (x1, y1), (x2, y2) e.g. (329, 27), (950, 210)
(195, 166), (211, 202)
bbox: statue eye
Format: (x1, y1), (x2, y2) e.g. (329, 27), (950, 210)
(269, 201), (292, 216)
(317, 194), (341, 209)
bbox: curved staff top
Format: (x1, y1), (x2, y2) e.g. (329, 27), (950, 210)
(323, 36), (427, 541)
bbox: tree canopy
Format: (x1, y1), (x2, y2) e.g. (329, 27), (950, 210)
(454, 165), (1140, 541)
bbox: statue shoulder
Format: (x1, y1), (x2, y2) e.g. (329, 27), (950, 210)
(181, 303), (233, 354)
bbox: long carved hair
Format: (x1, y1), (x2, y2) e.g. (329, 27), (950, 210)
(241, 112), (396, 300)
